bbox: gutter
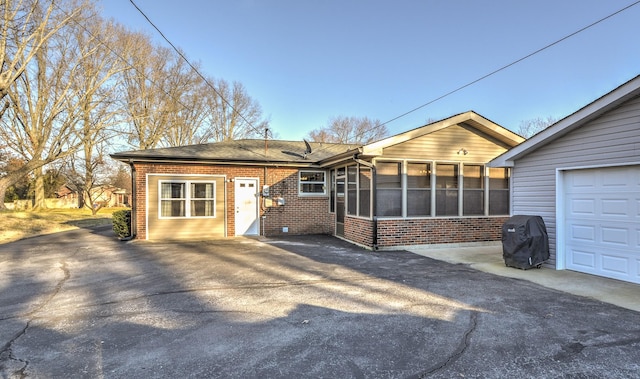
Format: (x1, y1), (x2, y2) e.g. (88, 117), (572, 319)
(110, 156), (324, 168)
(353, 154), (378, 250)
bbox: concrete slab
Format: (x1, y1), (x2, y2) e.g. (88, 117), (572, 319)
(407, 244), (640, 313)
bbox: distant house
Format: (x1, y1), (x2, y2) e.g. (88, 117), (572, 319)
(53, 184), (129, 209)
(490, 75), (640, 284)
(54, 184), (82, 208)
(111, 111), (524, 248)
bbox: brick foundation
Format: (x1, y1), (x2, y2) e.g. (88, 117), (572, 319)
(375, 217), (508, 247)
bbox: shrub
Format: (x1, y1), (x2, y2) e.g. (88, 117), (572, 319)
(112, 209), (131, 239)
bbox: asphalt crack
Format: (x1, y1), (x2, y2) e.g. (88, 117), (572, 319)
(0, 261), (71, 378)
(412, 311), (479, 378)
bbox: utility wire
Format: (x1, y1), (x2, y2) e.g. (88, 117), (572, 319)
(48, 1), (233, 148)
(379, 0), (640, 128)
(128, 0), (265, 138)
(301, 0), (640, 159)
(50, 0), (269, 156)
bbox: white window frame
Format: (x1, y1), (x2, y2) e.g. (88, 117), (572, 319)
(159, 180), (216, 219)
(298, 170), (327, 196)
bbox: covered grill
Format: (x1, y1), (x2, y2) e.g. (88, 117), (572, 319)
(502, 215), (550, 269)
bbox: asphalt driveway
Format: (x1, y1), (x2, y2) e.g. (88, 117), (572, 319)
(1, 226), (639, 378)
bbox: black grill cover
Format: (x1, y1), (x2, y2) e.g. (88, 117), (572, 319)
(502, 215), (550, 269)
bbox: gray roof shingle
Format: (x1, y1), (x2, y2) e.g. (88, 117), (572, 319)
(111, 139), (360, 164)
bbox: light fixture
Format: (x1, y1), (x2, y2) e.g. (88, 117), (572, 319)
(457, 148), (468, 155)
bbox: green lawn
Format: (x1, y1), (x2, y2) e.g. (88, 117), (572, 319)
(0, 207), (126, 244)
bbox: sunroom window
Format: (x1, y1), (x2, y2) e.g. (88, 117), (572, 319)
(407, 162), (431, 216)
(376, 162), (402, 216)
(436, 163), (458, 216)
(463, 165), (484, 215)
(374, 160), (510, 218)
(489, 167), (510, 215)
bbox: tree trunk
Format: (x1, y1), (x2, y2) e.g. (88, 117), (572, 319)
(33, 166), (47, 210)
(0, 179), (9, 210)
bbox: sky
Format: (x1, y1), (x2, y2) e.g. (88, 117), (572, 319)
(98, 0), (640, 141)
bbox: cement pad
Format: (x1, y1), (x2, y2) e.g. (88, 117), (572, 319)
(407, 244), (640, 312)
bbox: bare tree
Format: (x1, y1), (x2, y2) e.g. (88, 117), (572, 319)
(0, 0), (93, 209)
(0, 0), (84, 118)
(204, 78), (269, 142)
(66, 15), (130, 213)
(307, 116), (388, 144)
(517, 116), (557, 138)
(120, 33), (189, 150)
(159, 59), (210, 147)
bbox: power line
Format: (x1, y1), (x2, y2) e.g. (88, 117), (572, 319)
(302, 0), (640, 159)
(128, 0), (266, 138)
(379, 0), (640, 128)
(48, 1), (220, 147)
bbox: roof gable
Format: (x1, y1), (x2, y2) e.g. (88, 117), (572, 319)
(379, 123), (516, 162)
(490, 75), (640, 167)
(361, 111), (524, 156)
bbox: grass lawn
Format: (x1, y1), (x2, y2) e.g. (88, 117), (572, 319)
(0, 207), (126, 244)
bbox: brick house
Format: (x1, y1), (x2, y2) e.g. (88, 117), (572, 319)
(111, 111), (524, 248)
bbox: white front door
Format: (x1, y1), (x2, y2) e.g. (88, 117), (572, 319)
(563, 166), (640, 283)
(235, 178), (259, 236)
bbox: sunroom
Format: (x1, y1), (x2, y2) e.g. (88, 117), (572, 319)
(327, 111), (524, 248)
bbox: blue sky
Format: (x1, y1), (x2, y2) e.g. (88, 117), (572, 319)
(99, 0), (640, 141)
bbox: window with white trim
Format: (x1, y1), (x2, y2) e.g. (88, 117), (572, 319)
(299, 170), (326, 195)
(159, 181), (216, 218)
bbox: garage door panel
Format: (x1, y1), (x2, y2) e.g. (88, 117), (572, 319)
(600, 226), (629, 246)
(563, 166), (640, 284)
(569, 223), (596, 242)
(601, 198), (631, 217)
(568, 248), (596, 270)
(601, 254), (630, 275)
(568, 170), (596, 188)
(602, 169), (631, 189)
(569, 198), (595, 215)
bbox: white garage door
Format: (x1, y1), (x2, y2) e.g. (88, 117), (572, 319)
(564, 166), (640, 283)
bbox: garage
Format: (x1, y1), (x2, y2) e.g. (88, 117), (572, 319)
(489, 75), (640, 284)
(563, 166), (640, 283)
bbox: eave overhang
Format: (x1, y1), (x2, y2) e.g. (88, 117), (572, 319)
(489, 75), (640, 168)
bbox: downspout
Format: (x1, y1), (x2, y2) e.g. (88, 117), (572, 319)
(121, 159), (137, 241)
(353, 154), (378, 250)
(262, 166), (268, 237)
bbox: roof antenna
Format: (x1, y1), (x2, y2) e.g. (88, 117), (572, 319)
(303, 139), (312, 159)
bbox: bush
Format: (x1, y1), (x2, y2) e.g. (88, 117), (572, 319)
(112, 209), (131, 239)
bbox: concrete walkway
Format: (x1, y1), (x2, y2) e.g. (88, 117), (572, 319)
(406, 243), (640, 313)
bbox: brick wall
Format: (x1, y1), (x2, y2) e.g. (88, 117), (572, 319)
(375, 217), (508, 247)
(261, 167), (333, 236)
(344, 216), (374, 247)
(132, 162), (333, 239)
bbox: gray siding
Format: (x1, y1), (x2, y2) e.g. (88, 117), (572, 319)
(512, 95), (640, 267)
